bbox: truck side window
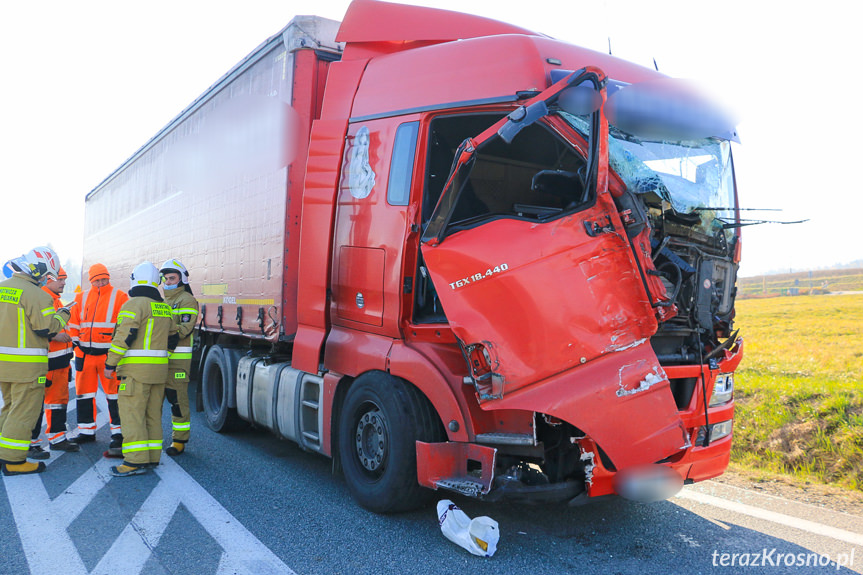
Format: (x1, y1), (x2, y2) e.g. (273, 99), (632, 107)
(450, 122), (586, 228)
(387, 121), (419, 206)
(422, 114), (503, 225)
(422, 113), (586, 230)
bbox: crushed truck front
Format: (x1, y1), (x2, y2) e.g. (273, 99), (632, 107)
(405, 40), (742, 504)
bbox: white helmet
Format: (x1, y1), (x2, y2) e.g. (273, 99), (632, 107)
(159, 258), (190, 285)
(130, 261), (161, 289)
(12, 246), (61, 284)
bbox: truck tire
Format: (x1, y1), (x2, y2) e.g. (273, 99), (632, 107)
(201, 345), (244, 432)
(338, 372), (444, 513)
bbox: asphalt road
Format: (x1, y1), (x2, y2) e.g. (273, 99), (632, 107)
(2, 385), (861, 575)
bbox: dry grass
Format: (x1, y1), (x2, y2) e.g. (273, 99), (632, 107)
(732, 294), (863, 490)
(738, 268), (863, 298)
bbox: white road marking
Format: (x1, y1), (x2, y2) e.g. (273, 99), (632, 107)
(675, 488), (863, 547)
(152, 460), (295, 575)
(2, 380), (296, 575)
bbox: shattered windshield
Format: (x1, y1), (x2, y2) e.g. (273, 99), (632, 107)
(605, 127), (735, 215)
(560, 111), (736, 237)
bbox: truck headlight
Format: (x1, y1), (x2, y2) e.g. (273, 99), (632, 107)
(709, 373), (734, 407)
(696, 419), (733, 444)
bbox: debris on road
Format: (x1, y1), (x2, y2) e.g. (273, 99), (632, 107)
(437, 500), (499, 557)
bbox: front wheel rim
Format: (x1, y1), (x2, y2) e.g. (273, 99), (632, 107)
(354, 404), (388, 475)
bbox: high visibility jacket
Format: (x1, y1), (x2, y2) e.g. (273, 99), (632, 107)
(42, 286), (74, 371)
(68, 284), (128, 355)
(106, 295), (178, 384)
(164, 288), (199, 373)
(0, 274), (70, 382)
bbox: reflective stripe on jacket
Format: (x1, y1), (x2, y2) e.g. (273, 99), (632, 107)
(68, 284), (128, 355)
(107, 296), (177, 383)
(164, 288), (199, 372)
(0, 274), (70, 382)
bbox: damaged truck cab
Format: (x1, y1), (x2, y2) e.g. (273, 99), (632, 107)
(299, 3), (742, 510)
(83, 0), (742, 514)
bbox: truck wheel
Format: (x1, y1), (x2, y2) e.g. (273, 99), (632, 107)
(338, 372), (444, 513)
(201, 345), (243, 432)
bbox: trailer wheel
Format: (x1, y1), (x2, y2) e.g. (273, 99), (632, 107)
(338, 372), (443, 513)
(201, 345), (243, 432)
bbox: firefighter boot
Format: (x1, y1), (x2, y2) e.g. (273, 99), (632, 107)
(105, 434), (123, 458)
(3, 461), (47, 476)
(165, 441), (185, 456)
(51, 438), (80, 452)
(27, 444), (50, 460)
(110, 463), (148, 477)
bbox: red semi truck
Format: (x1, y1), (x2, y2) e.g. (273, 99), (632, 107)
(83, 0), (743, 512)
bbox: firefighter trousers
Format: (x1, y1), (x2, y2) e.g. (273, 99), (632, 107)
(44, 367), (72, 444)
(117, 377), (165, 467)
(164, 369), (190, 443)
(76, 354), (121, 438)
(0, 380), (45, 464)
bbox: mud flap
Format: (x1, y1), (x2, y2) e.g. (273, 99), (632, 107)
(484, 341), (688, 469)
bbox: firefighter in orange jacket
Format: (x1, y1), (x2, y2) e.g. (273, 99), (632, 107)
(0, 247), (71, 476)
(40, 267), (80, 452)
(68, 263), (128, 451)
(104, 262), (178, 476)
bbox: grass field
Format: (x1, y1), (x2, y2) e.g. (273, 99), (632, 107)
(732, 293), (863, 490)
(738, 268), (863, 298)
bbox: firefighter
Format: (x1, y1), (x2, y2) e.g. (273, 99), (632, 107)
(2, 259), (53, 461)
(159, 259), (199, 456)
(104, 262), (178, 476)
(0, 247), (72, 476)
(27, 266), (80, 458)
(40, 267), (80, 453)
(68, 263), (128, 453)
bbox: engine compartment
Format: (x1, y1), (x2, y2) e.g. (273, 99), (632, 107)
(647, 201), (739, 365)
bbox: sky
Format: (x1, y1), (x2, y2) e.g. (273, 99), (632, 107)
(1, 0), (859, 284)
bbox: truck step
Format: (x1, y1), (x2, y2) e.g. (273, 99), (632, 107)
(299, 375), (322, 449)
(436, 479), (486, 498)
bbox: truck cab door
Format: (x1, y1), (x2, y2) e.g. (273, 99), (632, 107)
(419, 68), (687, 468)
